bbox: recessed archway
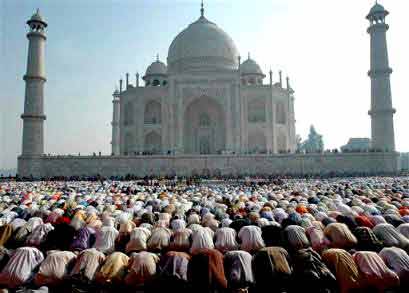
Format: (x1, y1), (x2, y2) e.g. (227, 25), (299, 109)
(183, 96), (226, 154)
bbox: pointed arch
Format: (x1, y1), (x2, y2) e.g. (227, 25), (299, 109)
(144, 100), (162, 124)
(248, 130), (267, 154)
(144, 131), (161, 154)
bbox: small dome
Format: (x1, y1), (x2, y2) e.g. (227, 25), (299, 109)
(144, 60), (167, 78)
(27, 9), (47, 26)
(369, 3), (385, 14)
(241, 58), (264, 76)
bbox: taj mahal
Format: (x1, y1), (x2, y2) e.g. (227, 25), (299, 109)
(115, 4), (295, 156)
(17, 2), (400, 177)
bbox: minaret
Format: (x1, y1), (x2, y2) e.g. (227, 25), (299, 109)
(367, 2), (396, 152)
(21, 9), (47, 156)
(111, 88), (121, 155)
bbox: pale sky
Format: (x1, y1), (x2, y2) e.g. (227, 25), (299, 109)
(1, 0), (408, 170)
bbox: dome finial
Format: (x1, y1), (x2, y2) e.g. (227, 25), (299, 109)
(248, 52), (251, 60)
(201, 0), (204, 17)
(156, 53), (159, 62)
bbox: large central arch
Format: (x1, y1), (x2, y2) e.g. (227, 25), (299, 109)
(183, 96), (225, 154)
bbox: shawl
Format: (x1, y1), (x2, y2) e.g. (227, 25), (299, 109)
(0, 224), (13, 247)
(188, 248), (227, 291)
(252, 247), (292, 292)
(283, 225), (310, 251)
(306, 225), (330, 253)
(0, 247), (44, 288)
(324, 223), (357, 249)
(71, 226), (95, 251)
(353, 251), (399, 290)
(398, 223), (409, 238)
(169, 229), (192, 252)
(70, 248), (106, 281)
(34, 250), (77, 286)
(224, 250), (254, 288)
(354, 227), (382, 252)
(238, 225), (265, 253)
(125, 251), (160, 287)
(159, 251), (191, 281)
(95, 251), (129, 284)
(379, 247), (409, 283)
(214, 227), (238, 253)
(261, 225), (285, 247)
(126, 227), (151, 253)
(291, 248), (336, 292)
(93, 225), (119, 254)
(321, 249), (362, 293)
(147, 227), (172, 252)
(190, 228), (214, 253)
(373, 223), (409, 250)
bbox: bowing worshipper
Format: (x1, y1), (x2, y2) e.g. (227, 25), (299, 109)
(398, 223), (409, 238)
(224, 250), (254, 292)
(238, 225), (265, 253)
(115, 214), (135, 252)
(324, 222), (357, 249)
(0, 224), (13, 247)
(353, 226), (383, 252)
(353, 251), (400, 292)
(252, 246), (292, 293)
(261, 224), (285, 247)
(321, 249), (363, 293)
(70, 248), (106, 289)
(0, 247), (44, 288)
(190, 227), (215, 253)
(70, 225), (96, 251)
(13, 217), (43, 247)
(42, 221), (76, 251)
(26, 222), (54, 247)
(373, 223), (409, 251)
(283, 225), (310, 252)
(151, 251), (191, 292)
(124, 251), (160, 289)
(291, 248), (337, 293)
(95, 251), (129, 285)
(147, 226), (172, 252)
(126, 226), (151, 253)
(169, 228), (192, 252)
(0, 247), (11, 272)
(34, 250), (77, 286)
(93, 217), (119, 254)
(188, 248), (228, 293)
(214, 226), (238, 253)
(379, 247), (409, 288)
(305, 224), (330, 253)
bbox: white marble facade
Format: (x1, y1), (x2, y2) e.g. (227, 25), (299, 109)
(113, 10), (296, 156)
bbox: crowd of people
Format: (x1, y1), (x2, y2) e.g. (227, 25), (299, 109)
(0, 176), (408, 292)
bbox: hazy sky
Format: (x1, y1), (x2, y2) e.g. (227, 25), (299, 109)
(1, 0), (408, 169)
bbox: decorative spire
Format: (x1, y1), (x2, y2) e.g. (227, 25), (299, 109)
(201, 0), (204, 17)
(156, 54), (159, 62)
(248, 52), (251, 60)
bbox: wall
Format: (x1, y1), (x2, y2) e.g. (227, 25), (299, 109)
(18, 153), (400, 178)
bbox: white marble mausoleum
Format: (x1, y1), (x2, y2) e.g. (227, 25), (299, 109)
(112, 5), (296, 156)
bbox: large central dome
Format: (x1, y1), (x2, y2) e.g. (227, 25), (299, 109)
(167, 14), (239, 74)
